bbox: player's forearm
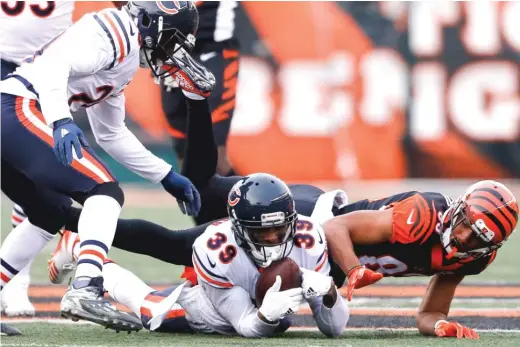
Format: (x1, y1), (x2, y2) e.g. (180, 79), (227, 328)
(416, 311), (447, 336)
(234, 310), (280, 338)
(35, 57), (73, 125)
(323, 216), (361, 275)
(308, 287), (349, 338)
(96, 128), (172, 183)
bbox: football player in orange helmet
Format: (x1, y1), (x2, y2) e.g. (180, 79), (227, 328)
(325, 180), (518, 339)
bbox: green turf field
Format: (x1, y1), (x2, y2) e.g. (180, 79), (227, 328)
(1, 324), (519, 347)
(1, 189), (519, 346)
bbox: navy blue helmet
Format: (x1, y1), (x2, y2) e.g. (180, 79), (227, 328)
(125, 1), (199, 77)
(227, 173), (298, 267)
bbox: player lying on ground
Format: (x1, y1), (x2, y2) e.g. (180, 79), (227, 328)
(52, 174), (349, 337)
(0, 1), (213, 333)
(48, 70), (518, 338)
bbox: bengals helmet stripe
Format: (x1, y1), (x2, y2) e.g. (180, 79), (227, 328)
(470, 193), (514, 230)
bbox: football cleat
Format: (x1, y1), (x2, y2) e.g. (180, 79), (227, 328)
(0, 323), (22, 336)
(1, 280), (35, 317)
(61, 276), (143, 332)
(48, 230), (79, 284)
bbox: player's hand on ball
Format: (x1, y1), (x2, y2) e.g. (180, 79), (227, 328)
(258, 275), (303, 323)
(160, 169), (201, 216)
(301, 268), (332, 299)
(163, 47), (215, 99)
(434, 320), (480, 339)
(346, 265), (383, 301)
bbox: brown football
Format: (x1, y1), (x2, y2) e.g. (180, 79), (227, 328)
(255, 257), (302, 307)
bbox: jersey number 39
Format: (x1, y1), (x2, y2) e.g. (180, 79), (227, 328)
(206, 232), (237, 264)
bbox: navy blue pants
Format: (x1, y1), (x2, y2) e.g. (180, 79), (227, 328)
(1, 59), (18, 80)
(1, 91), (116, 232)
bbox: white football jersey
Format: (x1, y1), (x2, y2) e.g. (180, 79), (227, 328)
(0, 7), (172, 183)
(192, 215), (330, 299)
(176, 215), (348, 338)
(0, 1), (75, 65)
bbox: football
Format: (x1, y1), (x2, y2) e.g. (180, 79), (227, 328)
(255, 257), (302, 306)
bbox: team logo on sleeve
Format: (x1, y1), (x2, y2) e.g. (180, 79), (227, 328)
(156, 1), (188, 14)
(228, 188), (241, 207)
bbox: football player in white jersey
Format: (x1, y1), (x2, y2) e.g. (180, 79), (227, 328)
(0, 0), (125, 330)
(0, 1), (75, 327)
(0, 1), (214, 333)
(50, 173), (350, 337)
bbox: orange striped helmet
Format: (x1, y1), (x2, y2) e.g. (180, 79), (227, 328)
(442, 180), (518, 260)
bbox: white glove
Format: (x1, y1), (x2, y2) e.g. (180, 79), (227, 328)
(258, 275), (303, 323)
(301, 268), (332, 299)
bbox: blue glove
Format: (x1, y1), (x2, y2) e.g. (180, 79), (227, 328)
(161, 170), (201, 216)
(52, 118), (89, 166)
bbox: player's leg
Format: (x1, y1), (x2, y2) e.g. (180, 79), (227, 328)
(54, 217), (207, 275)
(1, 94), (130, 330)
(0, 159), (69, 290)
(0, 204), (35, 317)
(99, 260), (192, 333)
(0, 59), (18, 80)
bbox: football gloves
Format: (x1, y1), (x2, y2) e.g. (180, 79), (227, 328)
(434, 320), (480, 339)
(258, 275), (303, 323)
(163, 47), (215, 99)
(346, 265), (383, 301)
(160, 169), (201, 216)
(301, 268), (332, 299)
(52, 118), (89, 166)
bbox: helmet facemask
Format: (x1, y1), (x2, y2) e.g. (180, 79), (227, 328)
(232, 212), (298, 268)
(134, 6), (196, 78)
(441, 200), (502, 261)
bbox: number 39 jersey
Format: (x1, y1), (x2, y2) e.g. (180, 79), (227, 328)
(192, 215), (330, 298)
(0, 1), (74, 65)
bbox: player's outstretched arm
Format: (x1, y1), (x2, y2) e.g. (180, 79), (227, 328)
(323, 210), (390, 299)
(303, 271), (349, 337)
(87, 94), (200, 216)
(417, 274), (479, 339)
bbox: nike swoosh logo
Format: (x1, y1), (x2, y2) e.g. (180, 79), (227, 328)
(407, 210), (415, 225)
(206, 255), (216, 268)
(317, 231), (324, 244)
(200, 51), (217, 62)
(129, 22), (135, 36)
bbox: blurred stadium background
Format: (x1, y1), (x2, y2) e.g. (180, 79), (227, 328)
(1, 1), (519, 345)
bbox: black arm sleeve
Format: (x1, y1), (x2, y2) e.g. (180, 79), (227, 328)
(182, 98), (243, 225)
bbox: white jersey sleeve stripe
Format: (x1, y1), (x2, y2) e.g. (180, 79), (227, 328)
(93, 14), (118, 69)
(110, 11), (131, 56)
(192, 251), (233, 289)
(100, 12), (126, 65)
(314, 250), (329, 272)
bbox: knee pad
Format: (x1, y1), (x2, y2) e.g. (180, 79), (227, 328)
(88, 182), (125, 207)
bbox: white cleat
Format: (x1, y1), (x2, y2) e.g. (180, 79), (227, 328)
(1, 281), (35, 317)
(48, 230), (79, 284)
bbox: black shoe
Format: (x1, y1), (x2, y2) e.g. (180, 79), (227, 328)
(0, 323), (21, 336)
